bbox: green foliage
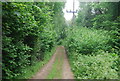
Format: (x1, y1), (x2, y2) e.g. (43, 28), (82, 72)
(15, 47), (56, 79)
(2, 2), (65, 79)
(63, 26), (119, 79)
(69, 51), (118, 79)
(64, 27), (111, 54)
(70, 2), (120, 79)
(76, 2), (94, 27)
(109, 16), (120, 54)
(3, 36), (32, 79)
(76, 2), (120, 53)
(53, 2), (67, 42)
(2, 1), (119, 79)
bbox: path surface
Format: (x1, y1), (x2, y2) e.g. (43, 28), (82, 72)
(31, 46), (74, 79)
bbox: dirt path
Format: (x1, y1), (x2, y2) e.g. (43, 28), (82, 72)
(62, 47), (74, 79)
(31, 46), (74, 79)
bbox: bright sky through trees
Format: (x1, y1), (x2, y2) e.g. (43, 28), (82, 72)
(63, 0), (79, 21)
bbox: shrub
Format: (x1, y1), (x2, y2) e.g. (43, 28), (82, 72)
(69, 51), (118, 79)
(2, 2), (57, 79)
(64, 27), (111, 55)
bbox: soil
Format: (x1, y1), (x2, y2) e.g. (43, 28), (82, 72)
(30, 46), (74, 79)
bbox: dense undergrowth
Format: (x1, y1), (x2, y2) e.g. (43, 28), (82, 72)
(2, 2), (65, 79)
(64, 27), (111, 54)
(2, 1), (120, 80)
(71, 51), (118, 79)
(63, 27), (119, 79)
(62, 2), (120, 79)
(16, 46), (56, 79)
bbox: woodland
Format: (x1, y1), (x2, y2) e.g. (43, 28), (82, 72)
(2, 1), (120, 79)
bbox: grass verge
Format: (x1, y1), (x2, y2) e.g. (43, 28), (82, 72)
(47, 48), (64, 79)
(15, 46), (56, 79)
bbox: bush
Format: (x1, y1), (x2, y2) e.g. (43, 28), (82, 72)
(63, 26), (119, 79)
(69, 51), (118, 79)
(2, 37), (32, 78)
(2, 2), (57, 79)
(64, 27), (111, 55)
